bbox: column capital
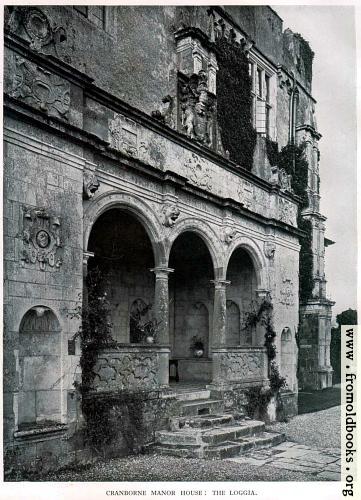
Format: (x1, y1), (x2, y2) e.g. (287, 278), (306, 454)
(83, 251), (94, 265)
(210, 279), (231, 289)
(150, 266), (174, 278)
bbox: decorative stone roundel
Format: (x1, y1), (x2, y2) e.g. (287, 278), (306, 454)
(24, 8), (52, 47)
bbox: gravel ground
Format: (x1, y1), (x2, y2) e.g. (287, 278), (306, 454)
(268, 405), (341, 449)
(40, 406), (341, 482)
(43, 454), (314, 482)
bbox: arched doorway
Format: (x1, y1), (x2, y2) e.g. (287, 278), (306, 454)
(87, 209), (155, 343)
(226, 248), (258, 345)
(168, 232), (214, 383)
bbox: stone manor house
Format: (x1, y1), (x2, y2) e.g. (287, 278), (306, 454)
(3, 5), (334, 473)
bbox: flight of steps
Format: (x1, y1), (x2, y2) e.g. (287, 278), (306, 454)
(154, 386), (285, 459)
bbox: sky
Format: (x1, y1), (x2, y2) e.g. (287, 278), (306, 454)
(272, 5), (357, 319)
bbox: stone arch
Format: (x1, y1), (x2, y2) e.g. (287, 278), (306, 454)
(225, 236), (267, 289)
(167, 217), (223, 275)
(84, 190), (166, 266)
(18, 306), (62, 426)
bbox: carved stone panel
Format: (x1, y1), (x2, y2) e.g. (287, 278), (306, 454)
(20, 206), (63, 271)
(217, 349), (266, 383)
(91, 349), (162, 391)
(5, 6), (67, 57)
(185, 153), (212, 191)
(237, 179), (254, 210)
(279, 266), (295, 306)
(9, 56), (70, 120)
(278, 198), (297, 226)
(109, 114), (138, 157)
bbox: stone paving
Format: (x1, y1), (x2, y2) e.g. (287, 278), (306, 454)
(226, 440), (341, 480)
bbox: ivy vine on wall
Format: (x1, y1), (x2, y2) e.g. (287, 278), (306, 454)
(215, 37), (257, 170)
(243, 295), (286, 420)
(265, 141), (314, 303)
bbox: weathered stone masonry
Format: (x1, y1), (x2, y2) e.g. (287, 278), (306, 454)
(3, 5), (332, 473)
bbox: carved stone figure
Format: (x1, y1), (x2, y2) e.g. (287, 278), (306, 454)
(21, 206), (63, 271)
(264, 241), (276, 259)
(10, 56), (70, 120)
(270, 166), (293, 192)
(5, 7), (67, 57)
(151, 95), (175, 129)
(179, 70), (216, 147)
(83, 171), (100, 200)
(223, 226), (237, 245)
(162, 204), (180, 228)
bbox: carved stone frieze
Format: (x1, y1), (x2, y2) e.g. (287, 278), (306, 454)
(20, 206), (63, 271)
(5, 7), (67, 57)
(185, 153), (212, 191)
(218, 350), (265, 382)
(179, 70), (216, 147)
(92, 351), (160, 391)
(278, 198), (297, 226)
(109, 114), (139, 157)
(162, 203), (180, 228)
(10, 56), (70, 120)
(237, 179), (254, 210)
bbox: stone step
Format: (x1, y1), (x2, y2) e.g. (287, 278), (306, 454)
(157, 420), (265, 447)
(201, 421), (266, 445)
(170, 414), (234, 431)
(176, 390), (211, 402)
(154, 431), (285, 459)
(238, 431), (286, 451)
(181, 399), (223, 416)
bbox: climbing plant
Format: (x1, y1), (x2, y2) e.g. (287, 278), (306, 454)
(215, 37), (257, 170)
(243, 296), (286, 419)
(265, 141), (314, 303)
(70, 267), (116, 394)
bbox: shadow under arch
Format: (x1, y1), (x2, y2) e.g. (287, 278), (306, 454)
(167, 217), (224, 276)
(225, 236), (267, 290)
(83, 190), (166, 266)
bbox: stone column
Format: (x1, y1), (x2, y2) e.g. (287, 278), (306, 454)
(211, 279), (230, 347)
(150, 266), (174, 344)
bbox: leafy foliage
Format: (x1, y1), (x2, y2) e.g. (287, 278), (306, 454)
(244, 296), (286, 419)
(265, 142), (314, 302)
(70, 267), (116, 394)
(215, 37), (257, 170)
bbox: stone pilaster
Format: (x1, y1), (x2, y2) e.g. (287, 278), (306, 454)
(150, 266), (174, 344)
(211, 279), (230, 347)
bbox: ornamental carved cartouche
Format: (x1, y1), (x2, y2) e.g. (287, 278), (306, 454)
(21, 206), (63, 271)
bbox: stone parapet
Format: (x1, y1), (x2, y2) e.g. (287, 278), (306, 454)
(90, 345), (170, 392)
(211, 347), (268, 388)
